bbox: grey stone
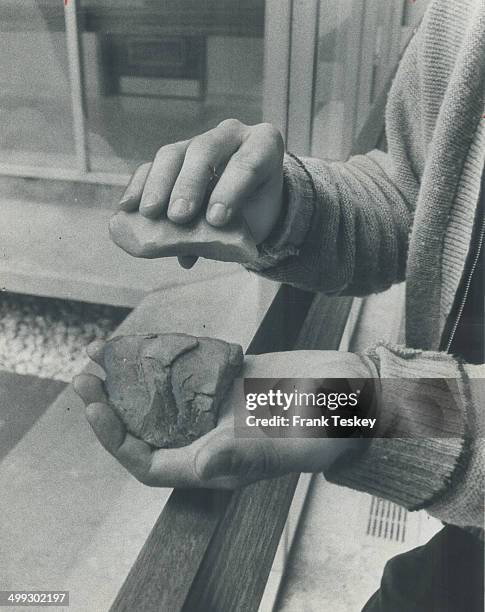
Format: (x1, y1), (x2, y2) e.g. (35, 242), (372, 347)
(109, 211), (258, 263)
(100, 333), (244, 448)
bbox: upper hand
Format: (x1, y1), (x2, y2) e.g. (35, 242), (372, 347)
(116, 119), (285, 268)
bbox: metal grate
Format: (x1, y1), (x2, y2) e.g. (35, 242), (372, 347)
(366, 496), (408, 543)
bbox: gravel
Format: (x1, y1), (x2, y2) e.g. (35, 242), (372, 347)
(0, 293), (130, 382)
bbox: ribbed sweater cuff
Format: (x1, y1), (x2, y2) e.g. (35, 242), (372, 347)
(245, 153), (315, 272)
(325, 344), (470, 513)
(426, 364), (484, 528)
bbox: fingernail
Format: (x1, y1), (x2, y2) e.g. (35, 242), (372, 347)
(87, 340), (105, 366)
(169, 198), (192, 220)
(207, 203), (229, 225)
(139, 203), (158, 217)
(119, 195), (134, 209)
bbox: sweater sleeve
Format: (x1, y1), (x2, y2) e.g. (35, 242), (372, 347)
(245, 151), (415, 296)
(245, 12), (425, 296)
(325, 345), (484, 529)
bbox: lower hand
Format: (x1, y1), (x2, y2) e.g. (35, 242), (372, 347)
(73, 351), (369, 489)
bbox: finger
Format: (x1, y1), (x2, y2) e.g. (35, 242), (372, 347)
(86, 340), (105, 366)
(85, 402), (125, 453)
(194, 436), (281, 484)
(147, 446), (206, 488)
(86, 402), (203, 487)
(85, 402), (155, 483)
(206, 123), (283, 227)
(177, 255), (198, 269)
(119, 163), (151, 211)
(194, 441), (238, 481)
(167, 119), (245, 224)
(73, 373), (107, 405)
(139, 142), (188, 219)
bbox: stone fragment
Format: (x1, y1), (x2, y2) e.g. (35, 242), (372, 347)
(99, 333), (243, 448)
(109, 211), (258, 263)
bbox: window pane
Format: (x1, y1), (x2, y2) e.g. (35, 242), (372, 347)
(311, 0), (404, 161)
(78, 0), (265, 173)
(311, 0), (359, 160)
(0, 1), (76, 168)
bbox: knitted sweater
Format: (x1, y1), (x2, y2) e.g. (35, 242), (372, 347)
(247, 0), (485, 529)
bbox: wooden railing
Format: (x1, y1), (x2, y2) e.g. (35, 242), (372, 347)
(109, 288), (353, 612)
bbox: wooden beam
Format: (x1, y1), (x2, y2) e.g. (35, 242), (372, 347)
(182, 476), (300, 612)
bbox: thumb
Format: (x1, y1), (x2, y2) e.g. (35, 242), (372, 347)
(195, 438), (281, 484)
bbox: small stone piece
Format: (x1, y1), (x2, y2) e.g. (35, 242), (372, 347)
(109, 211), (258, 263)
(99, 333), (244, 448)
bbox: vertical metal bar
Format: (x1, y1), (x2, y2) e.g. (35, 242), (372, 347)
(259, 0), (294, 338)
(261, 4), (297, 596)
(286, 0), (319, 156)
(64, 0), (89, 173)
(388, 0), (405, 71)
(262, 0), (293, 142)
(374, 0), (394, 97)
(340, 0), (365, 159)
(367, 496), (375, 535)
(355, 0), (380, 134)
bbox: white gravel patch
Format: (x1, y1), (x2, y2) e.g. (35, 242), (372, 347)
(0, 293), (129, 382)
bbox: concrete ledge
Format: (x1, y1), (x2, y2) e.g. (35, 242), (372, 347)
(0, 198), (242, 307)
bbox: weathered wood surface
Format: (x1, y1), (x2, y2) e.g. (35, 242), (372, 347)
(182, 475), (300, 612)
(110, 287), (353, 612)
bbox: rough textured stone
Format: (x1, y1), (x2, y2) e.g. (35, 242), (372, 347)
(109, 211), (258, 263)
(99, 333), (244, 448)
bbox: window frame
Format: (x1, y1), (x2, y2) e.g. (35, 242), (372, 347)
(0, 0), (411, 184)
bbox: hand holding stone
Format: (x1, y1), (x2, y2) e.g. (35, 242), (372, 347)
(109, 210), (258, 264)
(80, 333), (243, 449)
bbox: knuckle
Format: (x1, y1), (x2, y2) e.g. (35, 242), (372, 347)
(230, 153), (260, 177)
(186, 135), (218, 159)
(137, 161), (152, 173)
(258, 121), (278, 136)
(218, 117), (243, 132)
(172, 175), (201, 198)
(258, 122), (284, 155)
(155, 142), (182, 160)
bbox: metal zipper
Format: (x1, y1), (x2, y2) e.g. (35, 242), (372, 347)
(445, 211), (485, 352)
